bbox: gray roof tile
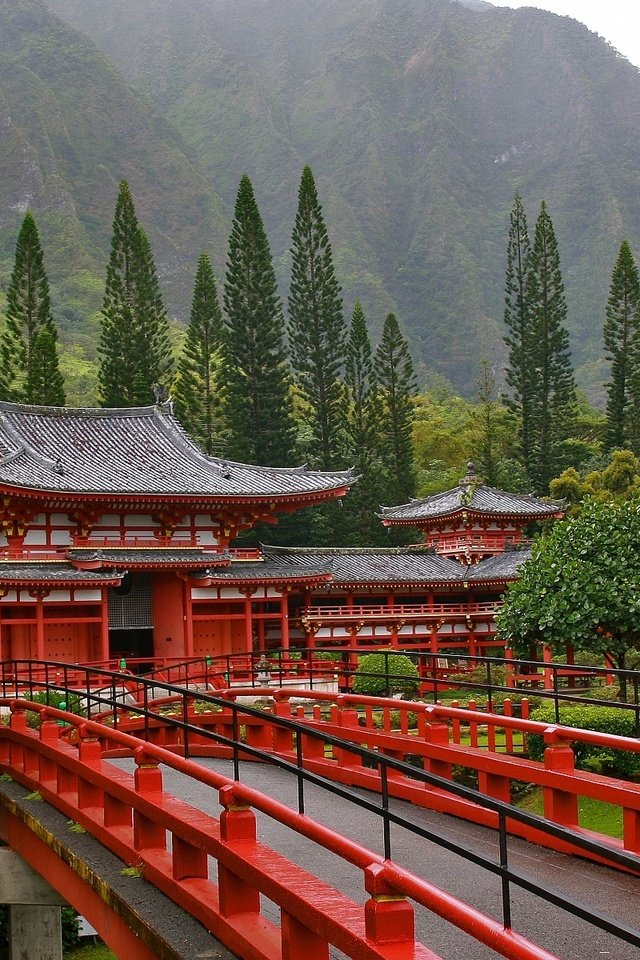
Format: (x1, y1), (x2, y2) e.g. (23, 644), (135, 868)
(466, 546), (532, 582)
(261, 545), (466, 585)
(0, 563), (122, 584)
(0, 402), (354, 499)
(380, 484), (563, 522)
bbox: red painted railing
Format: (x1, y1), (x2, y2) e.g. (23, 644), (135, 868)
(302, 601), (500, 621)
(426, 532), (519, 554)
(0, 700), (569, 960)
(0, 542), (262, 558)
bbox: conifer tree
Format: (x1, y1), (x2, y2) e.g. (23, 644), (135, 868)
(25, 326), (66, 407)
(0, 211), (66, 406)
(374, 313), (417, 508)
(223, 175), (295, 466)
(502, 192), (535, 476)
(341, 301), (386, 544)
(288, 166), (346, 469)
(173, 254), (225, 454)
(527, 201), (576, 490)
(603, 241), (640, 452)
(98, 181), (173, 407)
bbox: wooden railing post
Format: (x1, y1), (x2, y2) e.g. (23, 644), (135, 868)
(542, 731), (578, 828)
(218, 784), (260, 918)
(133, 749), (166, 852)
(364, 863), (415, 944)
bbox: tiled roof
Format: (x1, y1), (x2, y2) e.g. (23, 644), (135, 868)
(0, 402), (354, 499)
(466, 546), (532, 582)
(190, 560), (333, 583)
(68, 548), (227, 569)
(261, 545), (466, 585)
(0, 563), (122, 584)
(380, 482), (563, 523)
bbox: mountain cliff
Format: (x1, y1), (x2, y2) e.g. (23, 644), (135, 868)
(16, 0), (640, 394)
(0, 0), (226, 354)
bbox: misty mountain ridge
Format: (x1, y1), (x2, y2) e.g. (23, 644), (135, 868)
(3, 0), (640, 401)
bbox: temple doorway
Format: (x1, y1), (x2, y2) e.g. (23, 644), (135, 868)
(107, 573), (154, 668)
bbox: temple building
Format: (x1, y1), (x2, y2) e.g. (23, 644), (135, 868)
(0, 402), (562, 665)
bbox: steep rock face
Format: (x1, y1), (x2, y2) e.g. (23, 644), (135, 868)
(0, 0), (226, 348)
(30, 0), (640, 392)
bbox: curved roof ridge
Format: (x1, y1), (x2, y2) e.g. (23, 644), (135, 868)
(160, 408), (355, 481)
(261, 543), (435, 557)
(0, 399), (165, 418)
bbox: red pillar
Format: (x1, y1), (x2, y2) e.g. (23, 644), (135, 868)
(100, 589), (110, 662)
(183, 579), (194, 658)
(279, 590), (290, 651)
(35, 594), (45, 661)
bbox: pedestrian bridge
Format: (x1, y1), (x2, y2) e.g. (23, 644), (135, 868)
(0, 665), (639, 960)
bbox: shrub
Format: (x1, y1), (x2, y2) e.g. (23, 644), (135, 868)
(528, 703), (640, 777)
(353, 651), (419, 697)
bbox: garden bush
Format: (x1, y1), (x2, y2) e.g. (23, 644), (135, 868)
(353, 651), (419, 697)
(528, 702), (640, 777)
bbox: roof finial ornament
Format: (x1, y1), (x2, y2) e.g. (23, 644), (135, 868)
(460, 461), (481, 486)
(53, 457), (64, 475)
(152, 383), (169, 406)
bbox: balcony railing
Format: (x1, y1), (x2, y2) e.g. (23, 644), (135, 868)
(301, 600), (500, 622)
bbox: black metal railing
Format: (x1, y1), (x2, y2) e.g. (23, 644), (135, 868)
(1, 660), (639, 953)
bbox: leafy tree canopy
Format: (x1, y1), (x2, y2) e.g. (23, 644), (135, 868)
(550, 449), (640, 509)
(496, 499), (640, 673)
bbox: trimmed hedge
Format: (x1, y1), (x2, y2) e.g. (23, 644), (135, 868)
(353, 651), (419, 697)
(528, 703), (640, 777)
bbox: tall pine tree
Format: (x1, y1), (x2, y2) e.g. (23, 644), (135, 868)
(288, 166), (346, 469)
(341, 301), (386, 545)
(173, 254), (225, 454)
(0, 211), (65, 406)
(502, 192), (535, 477)
(375, 313), (417, 509)
(223, 175), (295, 466)
(527, 201), (576, 490)
(98, 181), (173, 407)
(603, 241), (640, 452)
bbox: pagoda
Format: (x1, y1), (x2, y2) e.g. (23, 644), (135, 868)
(0, 403), (563, 665)
(0, 401), (352, 664)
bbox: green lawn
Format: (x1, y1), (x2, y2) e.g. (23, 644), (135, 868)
(66, 943), (116, 960)
(517, 788), (623, 838)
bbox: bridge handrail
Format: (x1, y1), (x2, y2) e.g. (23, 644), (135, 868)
(4, 669), (640, 954)
(0, 698), (566, 960)
(266, 688), (640, 754)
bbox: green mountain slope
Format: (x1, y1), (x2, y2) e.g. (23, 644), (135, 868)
(0, 0), (226, 358)
(35, 0), (640, 394)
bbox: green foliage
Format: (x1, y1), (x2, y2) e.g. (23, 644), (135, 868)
(173, 253), (226, 454)
(497, 500), (640, 686)
(375, 314), (417, 507)
(550, 449), (640, 508)
(503, 192), (535, 476)
(339, 300), (388, 544)
(527, 201), (577, 490)
(98, 181), (173, 407)
(287, 166), (346, 470)
(527, 703), (640, 777)
(0, 211), (65, 405)
(603, 241), (640, 452)
(352, 650), (419, 697)
(222, 175), (295, 466)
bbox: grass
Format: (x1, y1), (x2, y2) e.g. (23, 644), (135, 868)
(66, 944), (116, 960)
(517, 788), (623, 839)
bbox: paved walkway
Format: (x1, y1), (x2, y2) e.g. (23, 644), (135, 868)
(110, 756), (640, 960)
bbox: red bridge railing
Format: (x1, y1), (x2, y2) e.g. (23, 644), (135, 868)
(1, 698), (571, 960)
